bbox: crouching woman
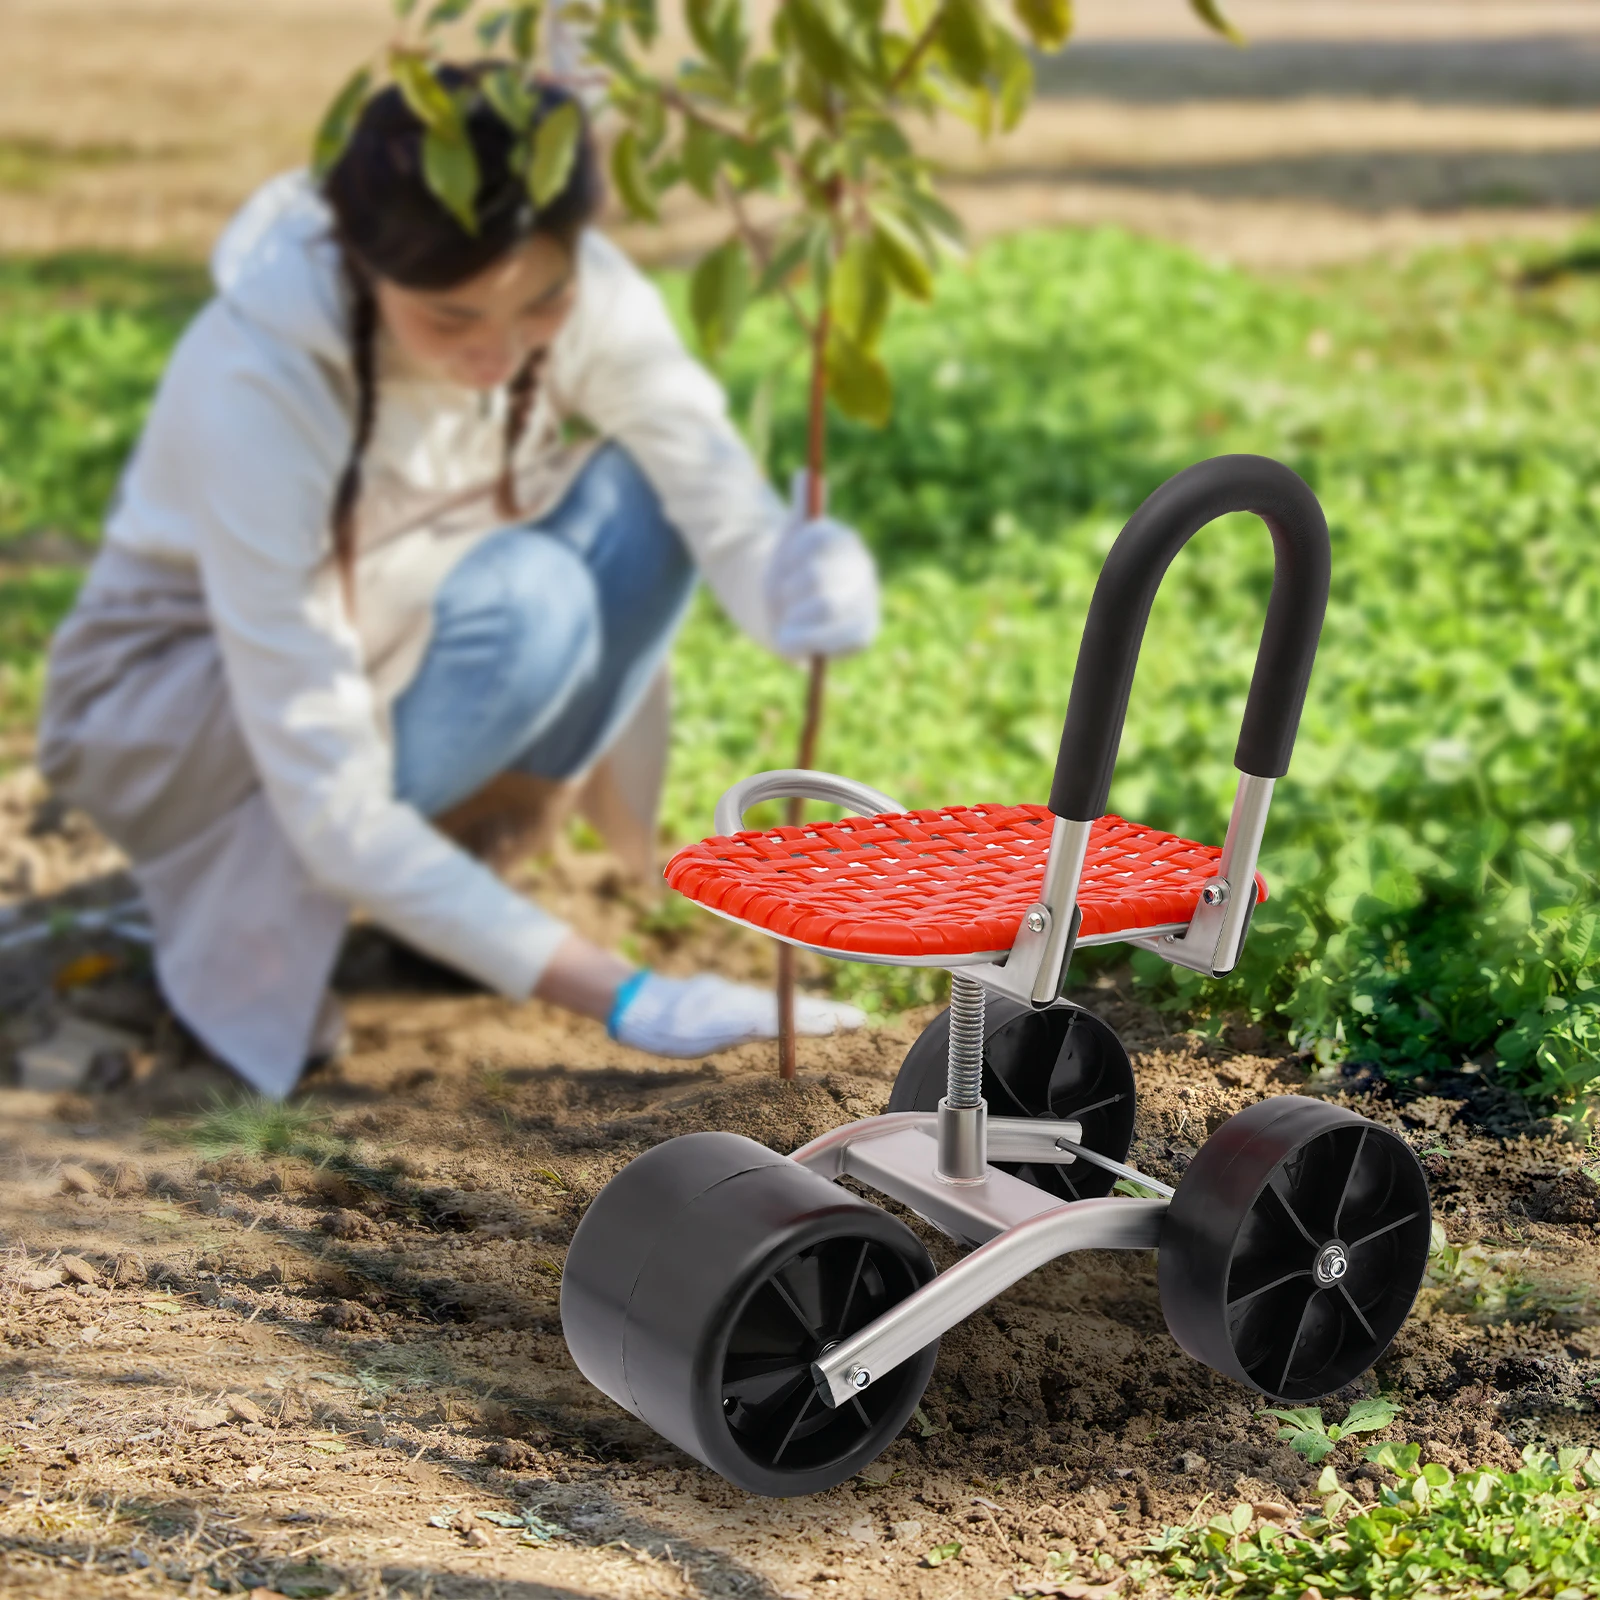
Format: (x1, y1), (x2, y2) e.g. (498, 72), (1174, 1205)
(38, 74), (873, 1097)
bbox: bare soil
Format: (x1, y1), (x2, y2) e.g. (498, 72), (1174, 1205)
(2, 774), (1598, 1599)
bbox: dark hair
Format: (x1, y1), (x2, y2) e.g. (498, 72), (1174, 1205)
(321, 69), (602, 610)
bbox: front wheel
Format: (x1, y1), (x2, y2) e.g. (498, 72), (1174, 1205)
(561, 1131), (939, 1497)
(1159, 1096), (1432, 1402)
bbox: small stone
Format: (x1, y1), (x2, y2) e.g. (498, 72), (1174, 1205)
(451, 1510), (478, 1535)
(188, 1407), (229, 1430)
(108, 1161), (146, 1198)
(319, 1208), (371, 1240)
(57, 1164), (99, 1196)
(110, 1252), (147, 1287)
(464, 1527), (491, 1548)
(1176, 1452), (1207, 1474)
(1112, 1466), (1134, 1478)
(20, 1268), (65, 1292)
(889, 1520), (924, 1543)
(241, 1422), (266, 1437)
(320, 1299), (374, 1331)
(224, 1394), (264, 1426)
(1251, 1501), (1293, 1522)
(57, 1254), (97, 1286)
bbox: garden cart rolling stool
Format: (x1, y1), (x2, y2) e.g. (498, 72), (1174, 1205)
(561, 455), (1432, 1497)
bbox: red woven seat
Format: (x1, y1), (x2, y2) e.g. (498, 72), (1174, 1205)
(665, 804), (1268, 961)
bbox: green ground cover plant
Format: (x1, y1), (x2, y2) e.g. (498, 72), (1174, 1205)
(1147, 1444), (1600, 1599)
(3, 226), (1600, 1107)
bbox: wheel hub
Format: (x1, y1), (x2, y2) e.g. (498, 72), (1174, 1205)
(1312, 1240), (1350, 1287)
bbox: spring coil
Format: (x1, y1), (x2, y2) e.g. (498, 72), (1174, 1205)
(945, 973), (986, 1108)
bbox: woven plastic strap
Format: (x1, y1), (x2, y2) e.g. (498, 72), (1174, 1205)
(664, 803), (1268, 959)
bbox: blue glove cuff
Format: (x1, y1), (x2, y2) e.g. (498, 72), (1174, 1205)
(606, 969), (652, 1039)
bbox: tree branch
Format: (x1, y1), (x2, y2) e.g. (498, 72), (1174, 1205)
(888, 4), (945, 95)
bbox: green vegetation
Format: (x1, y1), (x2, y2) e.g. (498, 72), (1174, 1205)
(4, 227), (1600, 1105)
(1260, 1397), (1402, 1464)
(1149, 1444), (1600, 1599)
(185, 1089), (331, 1159)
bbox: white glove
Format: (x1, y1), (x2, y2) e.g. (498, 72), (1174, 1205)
(765, 474), (880, 659)
(609, 971), (866, 1058)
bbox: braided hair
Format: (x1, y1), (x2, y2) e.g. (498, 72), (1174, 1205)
(321, 70), (601, 611)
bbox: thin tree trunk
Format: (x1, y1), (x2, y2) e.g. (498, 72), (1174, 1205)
(777, 308), (831, 1081)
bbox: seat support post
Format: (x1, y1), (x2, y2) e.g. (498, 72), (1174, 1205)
(937, 973), (988, 1183)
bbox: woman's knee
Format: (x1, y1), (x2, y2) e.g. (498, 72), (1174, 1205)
(437, 531), (601, 694)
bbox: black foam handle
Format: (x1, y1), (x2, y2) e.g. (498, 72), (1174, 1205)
(1048, 455), (1331, 823)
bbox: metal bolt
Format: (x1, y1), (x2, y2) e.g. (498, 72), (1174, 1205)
(1201, 880), (1230, 907)
(1025, 910), (1046, 934)
(848, 1367), (871, 1390)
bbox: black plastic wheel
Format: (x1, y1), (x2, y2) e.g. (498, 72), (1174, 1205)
(887, 994), (1136, 1200)
(1159, 1095), (1432, 1402)
(561, 1131), (938, 1497)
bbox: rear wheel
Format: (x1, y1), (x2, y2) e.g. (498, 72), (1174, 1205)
(888, 995), (1136, 1200)
(561, 1131), (938, 1497)
(1159, 1095), (1432, 1402)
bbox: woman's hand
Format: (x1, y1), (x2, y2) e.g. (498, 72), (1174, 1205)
(533, 933), (866, 1058)
(609, 970), (866, 1058)
(765, 475), (880, 659)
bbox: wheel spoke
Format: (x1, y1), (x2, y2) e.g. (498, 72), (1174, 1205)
(1055, 1091), (1127, 1122)
(1338, 1282), (1377, 1343)
(769, 1266), (823, 1341)
(834, 1241), (870, 1336)
(1332, 1128), (1369, 1237)
(1267, 1171), (1323, 1250)
(769, 1388), (819, 1465)
(1347, 1210), (1422, 1252)
(1227, 1268), (1312, 1316)
(1277, 1288), (1323, 1395)
(723, 1359), (809, 1414)
(850, 1394), (872, 1427)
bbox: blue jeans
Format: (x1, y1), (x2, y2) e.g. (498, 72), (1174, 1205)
(392, 444), (695, 816)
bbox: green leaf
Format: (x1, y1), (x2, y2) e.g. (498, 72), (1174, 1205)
(1340, 1397), (1401, 1436)
(529, 100), (581, 206)
(682, 120), (724, 201)
(786, 0), (853, 83)
(391, 51), (463, 134)
(482, 64), (535, 132)
(477, 7), (513, 45)
(610, 128), (659, 221)
(1188, 0), (1242, 43)
(870, 207), (935, 300)
(687, 0), (747, 80)
(623, 0), (658, 45)
(422, 127), (481, 231)
(394, 0), (422, 16)
(755, 223), (816, 297)
(993, 28), (1034, 131)
(826, 328), (893, 426)
(1315, 1464), (1339, 1494)
(424, 0), (475, 25)
(829, 234), (891, 352)
(511, 0), (543, 59)
(1228, 1503), (1253, 1535)
(923, 1540), (962, 1567)
(689, 238), (751, 364)
(939, 0), (995, 87)
(311, 66), (373, 178)
(1012, 0), (1070, 50)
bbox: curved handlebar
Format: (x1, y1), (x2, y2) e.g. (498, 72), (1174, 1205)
(1048, 455), (1331, 822)
(713, 769), (907, 837)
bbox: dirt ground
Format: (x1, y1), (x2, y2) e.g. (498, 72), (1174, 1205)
(7, 0), (1600, 268)
(1, 766), (1598, 1599)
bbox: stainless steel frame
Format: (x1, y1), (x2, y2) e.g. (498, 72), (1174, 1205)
(790, 1112), (1172, 1408)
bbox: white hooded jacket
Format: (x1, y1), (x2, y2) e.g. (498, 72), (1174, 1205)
(39, 172), (792, 1094)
